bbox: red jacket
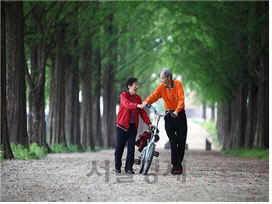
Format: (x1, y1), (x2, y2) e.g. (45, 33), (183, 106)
(116, 91), (151, 131)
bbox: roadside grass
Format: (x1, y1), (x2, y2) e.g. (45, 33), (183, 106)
(1, 142), (112, 162)
(222, 148), (269, 160)
(193, 119), (222, 149)
(193, 119), (268, 160)
(10, 143), (47, 160)
(0, 145), (4, 162)
(201, 121), (222, 149)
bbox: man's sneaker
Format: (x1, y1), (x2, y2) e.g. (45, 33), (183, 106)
(172, 169), (182, 174)
(171, 165), (182, 175)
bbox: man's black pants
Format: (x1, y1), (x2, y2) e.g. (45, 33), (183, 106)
(164, 110), (187, 170)
(114, 123), (137, 171)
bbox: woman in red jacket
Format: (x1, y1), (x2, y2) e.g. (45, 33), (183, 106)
(115, 77), (152, 174)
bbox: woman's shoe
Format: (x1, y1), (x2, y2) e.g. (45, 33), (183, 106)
(125, 169), (135, 174)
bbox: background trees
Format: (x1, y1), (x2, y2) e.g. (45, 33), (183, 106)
(156, 1), (268, 149)
(1, 1), (268, 158)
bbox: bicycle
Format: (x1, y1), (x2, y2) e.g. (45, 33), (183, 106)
(134, 104), (173, 175)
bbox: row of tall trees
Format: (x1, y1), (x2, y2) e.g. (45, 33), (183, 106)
(1, 1), (161, 159)
(1, 1), (268, 159)
(158, 1), (268, 149)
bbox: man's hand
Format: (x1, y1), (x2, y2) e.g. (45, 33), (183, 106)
(149, 124), (155, 129)
(172, 111), (178, 118)
(138, 101), (147, 109)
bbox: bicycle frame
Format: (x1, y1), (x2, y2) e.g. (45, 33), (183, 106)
(138, 104), (171, 175)
(143, 106), (163, 158)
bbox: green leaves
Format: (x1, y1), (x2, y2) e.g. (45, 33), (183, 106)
(23, 1), (267, 106)
(10, 143), (47, 160)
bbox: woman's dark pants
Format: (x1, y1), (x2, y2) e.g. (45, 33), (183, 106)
(164, 110), (187, 170)
(114, 123), (137, 171)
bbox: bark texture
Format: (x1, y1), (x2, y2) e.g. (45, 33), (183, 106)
(1, 1), (14, 159)
(47, 29), (67, 146)
(6, 1), (28, 146)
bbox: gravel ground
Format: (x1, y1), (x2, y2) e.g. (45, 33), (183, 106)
(1, 149), (269, 202)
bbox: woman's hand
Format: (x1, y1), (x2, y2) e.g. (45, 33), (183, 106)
(137, 102), (147, 109)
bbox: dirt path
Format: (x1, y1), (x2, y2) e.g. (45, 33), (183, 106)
(1, 148), (268, 202)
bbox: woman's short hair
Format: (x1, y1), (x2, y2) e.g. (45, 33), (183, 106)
(126, 77), (138, 90)
(161, 68), (172, 79)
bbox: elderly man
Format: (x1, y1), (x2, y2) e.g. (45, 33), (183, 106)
(140, 68), (187, 174)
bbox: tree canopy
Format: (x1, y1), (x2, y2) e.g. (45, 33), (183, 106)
(2, 1), (268, 158)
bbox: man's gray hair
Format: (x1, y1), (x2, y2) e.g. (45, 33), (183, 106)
(161, 68), (173, 79)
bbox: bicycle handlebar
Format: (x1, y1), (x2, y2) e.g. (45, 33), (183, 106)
(147, 104), (173, 118)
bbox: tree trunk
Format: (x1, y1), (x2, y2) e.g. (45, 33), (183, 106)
(47, 29), (67, 147)
(1, 1), (14, 159)
(229, 86), (247, 149)
(216, 105), (222, 144)
(217, 102), (231, 150)
(245, 3), (259, 149)
(103, 78), (116, 148)
(28, 46), (47, 147)
(202, 101), (206, 122)
(253, 1), (269, 149)
(65, 56), (73, 146)
(245, 81), (258, 148)
(93, 44), (103, 147)
(211, 103), (215, 121)
(229, 14), (248, 149)
(5, 1), (28, 146)
(65, 37), (81, 149)
(65, 39), (81, 150)
(102, 14), (117, 148)
(27, 7), (48, 147)
(81, 50), (95, 150)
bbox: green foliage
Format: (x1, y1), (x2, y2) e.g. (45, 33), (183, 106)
(155, 1), (267, 105)
(11, 143), (36, 159)
(0, 144), (4, 162)
(29, 143), (47, 158)
(21, 1), (268, 150)
(10, 143), (47, 160)
(49, 144), (70, 153)
(68, 144), (83, 153)
(22, 1), (268, 105)
(2, 143), (112, 161)
(222, 149), (269, 160)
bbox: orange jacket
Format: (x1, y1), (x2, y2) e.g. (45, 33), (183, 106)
(144, 80), (185, 113)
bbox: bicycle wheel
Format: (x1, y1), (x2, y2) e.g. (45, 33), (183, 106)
(143, 143), (155, 175)
(139, 149), (146, 174)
